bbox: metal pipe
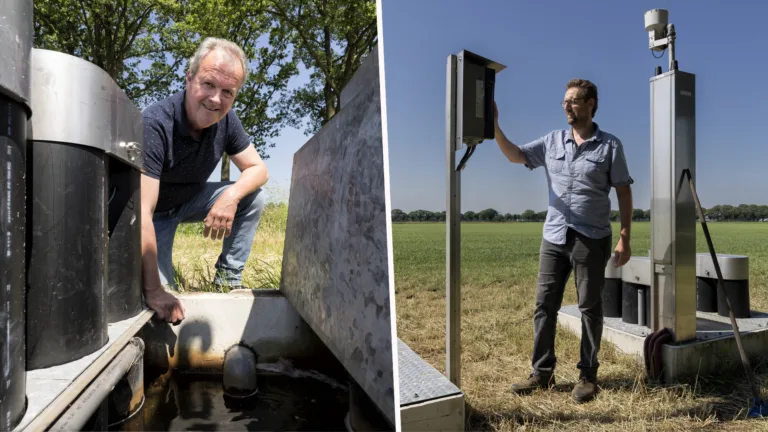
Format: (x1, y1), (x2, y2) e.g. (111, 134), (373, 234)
(667, 24), (676, 71)
(49, 338), (145, 432)
(638, 289), (646, 327)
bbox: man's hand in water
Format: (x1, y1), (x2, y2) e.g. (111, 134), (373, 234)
(145, 287), (185, 324)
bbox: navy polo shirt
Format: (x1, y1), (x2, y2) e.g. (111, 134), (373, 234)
(141, 90), (251, 213)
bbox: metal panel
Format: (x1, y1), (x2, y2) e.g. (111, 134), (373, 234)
(279, 47), (395, 426)
(696, 253), (749, 281)
(459, 59), (487, 142)
(28, 49), (143, 169)
(0, 0), (33, 110)
(445, 55), (461, 386)
(649, 70), (697, 343)
(621, 257), (651, 286)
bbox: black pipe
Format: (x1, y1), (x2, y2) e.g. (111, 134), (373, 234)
(26, 141), (109, 369)
(107, 157), (143, 323)
(602, 278), (622, 318)
(0, 92), (28, 432)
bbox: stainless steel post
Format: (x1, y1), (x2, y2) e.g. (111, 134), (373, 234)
(445, 54), (461, 386)
(649, 68), (697, 343)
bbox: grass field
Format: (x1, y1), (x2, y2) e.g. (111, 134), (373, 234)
(170, 201), (288, 291)
(394, 221), (768, 431)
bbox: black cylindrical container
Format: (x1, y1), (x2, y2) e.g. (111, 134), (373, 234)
(696, 277), (718, 313)
(26, 141), (108, 369)
(107, 158), (143, 323)
(621, 281), (641, 324)
(602, 278), (622, 318)
(717, 280), (751, 319)
(0, 95), (28, 431)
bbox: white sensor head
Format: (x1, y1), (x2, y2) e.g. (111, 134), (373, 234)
(644, 9), (669, 33)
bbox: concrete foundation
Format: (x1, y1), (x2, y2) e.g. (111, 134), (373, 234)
(558, 304), (768, 382)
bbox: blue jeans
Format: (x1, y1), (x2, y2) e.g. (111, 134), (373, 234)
(152, 182), (267, 290)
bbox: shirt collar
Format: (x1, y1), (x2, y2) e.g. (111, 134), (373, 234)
(565, 122), (603, 144)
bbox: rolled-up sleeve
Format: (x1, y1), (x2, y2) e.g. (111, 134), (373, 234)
(519, 135), (547, 170)
(609, 138), (634, 187)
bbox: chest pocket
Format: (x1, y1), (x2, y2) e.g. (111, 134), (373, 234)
(579, 150), (609, 183)
(547, 148), (566, 174)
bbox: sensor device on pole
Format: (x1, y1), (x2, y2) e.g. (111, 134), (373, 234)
(645, 9), (697, 343)
(445, 49), (505, 387)
(453, 50), (506, 171)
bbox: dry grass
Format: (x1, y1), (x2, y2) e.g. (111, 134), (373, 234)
(394, 222), (768, 431)
(170, 201), (287, 292)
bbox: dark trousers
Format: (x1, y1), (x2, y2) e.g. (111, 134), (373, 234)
(531, 228), (612, 380)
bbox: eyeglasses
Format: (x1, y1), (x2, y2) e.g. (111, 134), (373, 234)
(560, 98), (585, 108)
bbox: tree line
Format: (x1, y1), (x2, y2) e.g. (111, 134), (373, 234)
(33, 0), (376, 180)
(392, 204), (768, 223)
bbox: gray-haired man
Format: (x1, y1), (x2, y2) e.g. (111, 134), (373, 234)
(494, 78), (634, 403)
(140, 37), (269, 323)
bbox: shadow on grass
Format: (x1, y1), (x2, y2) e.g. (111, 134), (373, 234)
(465, 398), (720, 430)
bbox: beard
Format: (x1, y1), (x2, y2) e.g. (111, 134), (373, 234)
(567, 111), (585, 126)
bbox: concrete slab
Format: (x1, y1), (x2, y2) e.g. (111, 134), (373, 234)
(558, 304), (768, 381)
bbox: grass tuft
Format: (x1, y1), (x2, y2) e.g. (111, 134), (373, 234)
(171, 201), (287, 292)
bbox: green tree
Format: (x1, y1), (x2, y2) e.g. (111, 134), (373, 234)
(268, 0), (378, 134)
(521, 209), (536, 221)
(478, 208), (499, 221)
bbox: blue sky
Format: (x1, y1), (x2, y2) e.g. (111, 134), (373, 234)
(380, 0), (768, 214)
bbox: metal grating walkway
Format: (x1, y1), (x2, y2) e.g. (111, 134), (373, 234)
(398, 339), (462, 407)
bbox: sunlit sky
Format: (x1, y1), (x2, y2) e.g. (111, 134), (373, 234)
(380, 0), (768, 214)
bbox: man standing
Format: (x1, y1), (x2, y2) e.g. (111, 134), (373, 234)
(494, 79), (633, 403)
(140, 37), (269, 323)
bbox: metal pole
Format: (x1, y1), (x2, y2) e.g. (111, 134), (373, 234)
(446, 54), (461, 386)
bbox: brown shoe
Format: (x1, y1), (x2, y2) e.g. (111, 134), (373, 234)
(571, 377), (599, 403)
(511, 373), (555, 395)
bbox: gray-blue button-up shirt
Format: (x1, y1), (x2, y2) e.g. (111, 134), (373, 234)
(519, 123), (633, 245)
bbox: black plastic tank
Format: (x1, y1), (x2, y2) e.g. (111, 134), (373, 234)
(26, 140), (109, 368)
(717, 280), (750, 319)
(0, 94), (29, 431)
(24, 48), (138, 369)
(0, 0), (33, 428)
(696, 276), (718, 313)
(621, 282), (642, 325)
(107, 158), (143, 323)
(695, 253), (751, 319)
(602, 256), (622, 318)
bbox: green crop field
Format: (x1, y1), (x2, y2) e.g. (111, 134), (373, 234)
(394, 221), (768, 431)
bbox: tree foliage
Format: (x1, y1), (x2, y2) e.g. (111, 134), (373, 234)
(268, 0), (378, 135)
(391, 204), (768, 223)
(31, 0), (379, 181)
